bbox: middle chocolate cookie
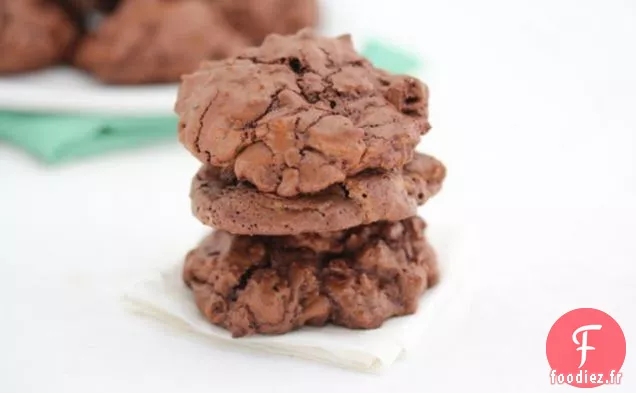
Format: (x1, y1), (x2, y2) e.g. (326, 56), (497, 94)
(191, 153), (445, 235)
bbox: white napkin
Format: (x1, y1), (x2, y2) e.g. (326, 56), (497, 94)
(123, 228), (460, 373)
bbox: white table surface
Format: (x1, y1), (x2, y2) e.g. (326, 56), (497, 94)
(1, 0), (635, 392)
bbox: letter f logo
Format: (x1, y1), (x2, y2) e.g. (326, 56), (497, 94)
(572, 324), (602, 368)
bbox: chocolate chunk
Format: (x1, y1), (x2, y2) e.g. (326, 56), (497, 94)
(176, 29), (431, 196)
(183, 216), (439, 337)
(190, 153), (446, 235)
(61, 0), (119, 14)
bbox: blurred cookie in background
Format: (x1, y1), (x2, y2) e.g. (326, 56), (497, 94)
(218, 0), (319, 45)
(72, 0), (248, 84)
(0, 0), (78, 74)
(0, 0), (321, 82)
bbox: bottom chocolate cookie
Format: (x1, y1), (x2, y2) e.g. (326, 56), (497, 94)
(183, 216), (439, 337)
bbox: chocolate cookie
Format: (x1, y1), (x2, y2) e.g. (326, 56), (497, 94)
(73, 0), (248, 84)
(183, 216), (439, 337)
(217, 0), (318, 45)
(0, 0), (78, 74)
(176, 29), (430, 197)
(191, 153), (445, 235)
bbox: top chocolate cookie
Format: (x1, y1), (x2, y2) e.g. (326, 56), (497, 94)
(176, 29), (430, 197)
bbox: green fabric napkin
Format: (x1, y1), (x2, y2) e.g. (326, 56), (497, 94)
(0, 39), (420, 164)
(361, 39), (422, 75)
(0, 112), (177, 164)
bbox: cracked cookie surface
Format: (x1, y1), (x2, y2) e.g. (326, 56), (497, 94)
(176, 29), (431, 197)
(183, 216), (439, 337)
(191, 152), (445, 235)
(73, 0), (247, 84)
(0, 0), (78, 74)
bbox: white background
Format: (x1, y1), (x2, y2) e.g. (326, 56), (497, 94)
(1, 0), (635, 391)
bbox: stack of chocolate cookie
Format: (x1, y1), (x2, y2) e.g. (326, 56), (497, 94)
(175, 30), (446, 337)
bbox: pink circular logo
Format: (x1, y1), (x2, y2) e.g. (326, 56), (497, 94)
(546, 308), (626, 388)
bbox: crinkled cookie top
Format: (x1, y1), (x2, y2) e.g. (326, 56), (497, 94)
(176, 29), (430, 197)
